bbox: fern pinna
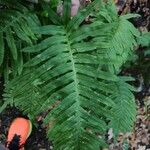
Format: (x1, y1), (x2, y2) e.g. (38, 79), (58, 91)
(2, 0), (139, 149)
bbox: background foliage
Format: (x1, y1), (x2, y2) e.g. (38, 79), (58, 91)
(136, 32), (150, 85)
(0, 0), (40, 82)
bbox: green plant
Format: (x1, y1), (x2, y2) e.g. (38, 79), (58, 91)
(1, 0), (140, 149)
(137, 32), (150, 85)
(0, 0), (39, 82)
(137, 32), (150, 80)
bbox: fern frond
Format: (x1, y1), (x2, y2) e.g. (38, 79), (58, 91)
(136, 32), (150, 84)
(96, 1), (140, 73)
(137, 32), (150, 47)
(3, 0), (138, 149)
(0, 0), (38, 80)
(0, 32), (4, 65)
(107, 16), (139, 72)
(108, 77), (136, 134)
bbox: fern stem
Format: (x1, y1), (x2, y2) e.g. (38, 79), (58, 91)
(66, 33), (82, 147)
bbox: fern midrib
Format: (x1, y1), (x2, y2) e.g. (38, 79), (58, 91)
(66, 33), (82, 146)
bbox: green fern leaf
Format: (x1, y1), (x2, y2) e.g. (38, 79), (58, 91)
(0, 33), (4, 65)
(5, 27), (18, 60)
(108, 78), (136, 134)
(96, 2), (140, 73)
(137, 32), (150, 47)
(3, 0), (137, 149)
(0, 0), (38, 80)
(63, 0), (71, 24)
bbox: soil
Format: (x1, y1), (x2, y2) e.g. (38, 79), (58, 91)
(0, 0), (150, 150)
